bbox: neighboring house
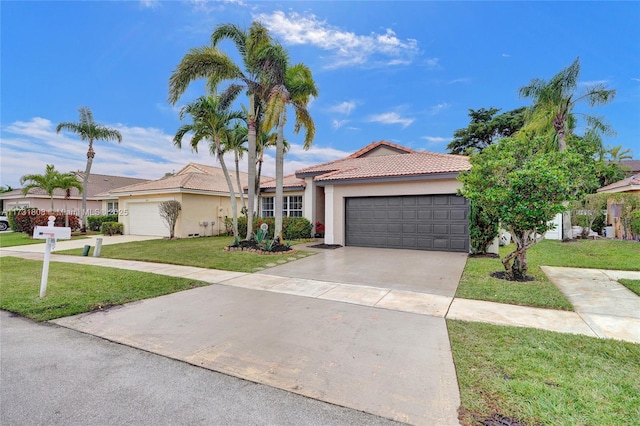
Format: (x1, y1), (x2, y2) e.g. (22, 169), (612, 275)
(619, 160), (640, 176)
(273, 140), (472, 252)
(107, 163), (249, 238)
(597, 174), (640, 239)
(0, 172), (149, 216)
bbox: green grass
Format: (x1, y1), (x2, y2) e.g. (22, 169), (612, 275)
(0, 231), (88, 248)
(448, 320), (640, 426)
(57, 235), (314, 273)
(455, 239), (640, 310)
(619, 279), (640, 296)
(0, 257), (211, 321)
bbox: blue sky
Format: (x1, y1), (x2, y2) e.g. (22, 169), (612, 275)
(2, 1), (639, 188)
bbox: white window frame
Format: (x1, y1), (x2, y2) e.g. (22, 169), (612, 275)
(107, 201), (119, 215)
(261, 196), (302, 217)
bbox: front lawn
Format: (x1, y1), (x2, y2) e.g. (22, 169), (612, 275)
(455, 239), (640, 310)
(0, 257), (210, 321)
(449, 320), (640, 426)
(58, 235), (314, 273)
(620, 279), (640, 296)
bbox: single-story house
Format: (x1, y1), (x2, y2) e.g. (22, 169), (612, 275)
(597, 174), (640, 239)
(0, 172), (149, 215)
(107, 163), (249, 238)
(269, 140), (472, 252)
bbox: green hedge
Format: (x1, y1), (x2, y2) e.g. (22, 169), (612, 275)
(100, 222), (123, 236)
(88, 215), (119, 232)
(11, 210), (80, 234)
(226, 216), (313, 240)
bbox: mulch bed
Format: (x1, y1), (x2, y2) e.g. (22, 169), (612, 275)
(490, 271), (536, 282)
(308, 243), (343, 249)
(481, 414), (524, 426)
(468, 253), (500, 259)
(224, 239), (294, 255)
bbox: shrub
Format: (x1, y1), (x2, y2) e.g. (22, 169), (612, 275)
(468, 203), (499, 255)
(13, 210), (80, 235)
(7, 209), (30, 231)
(630, 211), (640, 238)
(87, 215), (118, 232)
(574, 213), (606, 234)
(229, 216), (312, 240)
(100, 222), (123, 235)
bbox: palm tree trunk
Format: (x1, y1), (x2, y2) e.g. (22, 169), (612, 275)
(82, 141), (95, 231)
(554, 115), (572, 240)
(245, 98), (257, 241)
(274, 114), (285, 242)
(216, 141), (239, 242)
(234, 152), (246, 214)
(256, 151), (264, 218)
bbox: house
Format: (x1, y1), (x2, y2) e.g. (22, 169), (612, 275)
(0, 172), (149, 216)
(266, 141), (472, 252)
(619, 160), (640, 176)
(597, 174), (640, 239)
(108, 163), (249, 238)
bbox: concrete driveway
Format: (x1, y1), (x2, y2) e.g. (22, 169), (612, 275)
(266, 244), (468, 297)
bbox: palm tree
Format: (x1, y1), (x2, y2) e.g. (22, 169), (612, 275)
(519, 57), (616, 239)
(607, 145), (633, 163)
(20, 164), (63, 211)
(56, 172), (83, 227)
(256, 129), (289, 216)
(173, 95), (244, 241)
(226, 122), (248, 215)
(168, 22), (273, 241)
(261, 43), (318, 241)
(56, 107), (122, 230)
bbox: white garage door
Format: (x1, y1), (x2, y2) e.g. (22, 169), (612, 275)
(128, 203), (168, 237)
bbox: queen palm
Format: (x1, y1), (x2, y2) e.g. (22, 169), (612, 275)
(56, 172), (83, 227)
(519, 57), (616, 240)
(168, 22), (273, 241)
(173, 95), (244, 241)
(56, 107), (122, 230)
(20, 164), (63, 211)
(226, 122), (248, 215)
(256, 128), (289, 217)
(261, 43), (318, 241)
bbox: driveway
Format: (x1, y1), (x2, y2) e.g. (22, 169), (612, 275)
(266, 244), (468, 297)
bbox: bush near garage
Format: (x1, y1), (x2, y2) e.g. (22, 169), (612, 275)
(13, 210), (80, 235)
(87, 215), (119, 232)
(100, 222), (123, 236)
(228, 216), (313, 240)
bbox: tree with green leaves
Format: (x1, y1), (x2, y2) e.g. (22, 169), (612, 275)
(56, 172), (83, 227)
(460, 133), (596, 280)
(20, 164), (65, 211)
(519, 58), (616, 240)
(447, 107), (526, 154)
(169, 22), (273, 241)
(56, 107), (122, 230)
(173, 95), (243, 241)
(261, 42), (318, 241)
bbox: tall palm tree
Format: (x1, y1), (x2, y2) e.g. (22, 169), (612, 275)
(20, 164), (63, 211)
(56, 107), (122, 230)
(168, 22), (273, 241)
(256, 129), (289, 216)
(226, 122), (248, 215)
(173, 95), (244, 241)
(607, 145), (633, 163)
(56, 172), (83, 227)
(261, 43), (318, 241)
(519, 57), (616, 239)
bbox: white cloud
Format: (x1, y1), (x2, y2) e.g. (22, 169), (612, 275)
(139, 0), (160, 9)
(328, 101), (356, 115)
(254, 11), (420, 68)
(579, 79), (610, 86)
(501, 53), (511, 58)
(421, 136), (452, 145)
(425, 57), (441, 69)
(430, 102), (450, 115)
(332, 119), (349, 129)
(368, 112), (414, 128)
(447, 78), (471, 85)
(632, 77), (640, 82)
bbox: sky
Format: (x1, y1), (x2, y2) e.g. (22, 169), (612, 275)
(2, 0), (639, 189)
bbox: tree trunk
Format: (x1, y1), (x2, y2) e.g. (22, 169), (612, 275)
(502, 229), (529, 280)
(82, 141), (95, 231)
(234, 152), (246, 214)
(256, 152), (264, 219)
(274, 114), (285, 243)
(245, 98), (256, 241)
(216, 140), (239, 242)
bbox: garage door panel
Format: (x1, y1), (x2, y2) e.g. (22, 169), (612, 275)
(346, 195), (469, 252)
(128, 202), (167, 237)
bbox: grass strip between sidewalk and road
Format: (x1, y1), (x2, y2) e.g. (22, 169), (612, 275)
(57, 235), (314, 273)
(455, 239), (640, 310)
(0, 257), (211, 321)
(448, 320), (640, 426)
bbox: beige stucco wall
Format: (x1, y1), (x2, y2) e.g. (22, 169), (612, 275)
(323, 178), (463, 245)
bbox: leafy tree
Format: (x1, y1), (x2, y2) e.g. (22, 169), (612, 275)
(159, 200), (182, 239)
(468, 202), (499, 255)
(56, 172), (83, 227)
(570, 193), (607, 237)
(519, 58), (616, 240)
(56, 107), (122, 230)
(169, 22), (273, 241)
(460, 134), (593, 280)
(261, 42), (318, 241)
(173, 95), (243, 241)
(20, 164), (64, 211)
(447, 107), (526, 154)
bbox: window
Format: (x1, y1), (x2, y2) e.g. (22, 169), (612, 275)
(107, 201), (119, 215)
(261, 196), (303, 217)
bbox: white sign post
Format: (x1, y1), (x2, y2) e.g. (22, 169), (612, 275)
(33, 216), (71, 297)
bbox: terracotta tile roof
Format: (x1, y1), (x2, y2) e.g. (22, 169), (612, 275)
(347, 140), (415, 158)
(619, 160), (640, 174)
(259, 174), (306, 190)
(597, 174), (640, 193)
(109, 162), (249, 195)
(296, 145), (470, 182)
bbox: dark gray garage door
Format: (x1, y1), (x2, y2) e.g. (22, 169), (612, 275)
(345, 195), (469, 252)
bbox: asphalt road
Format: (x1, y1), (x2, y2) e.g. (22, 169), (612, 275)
(0, 310), (401, 426)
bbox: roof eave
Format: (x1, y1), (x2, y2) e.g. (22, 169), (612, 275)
(315, 171), (464, 186)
